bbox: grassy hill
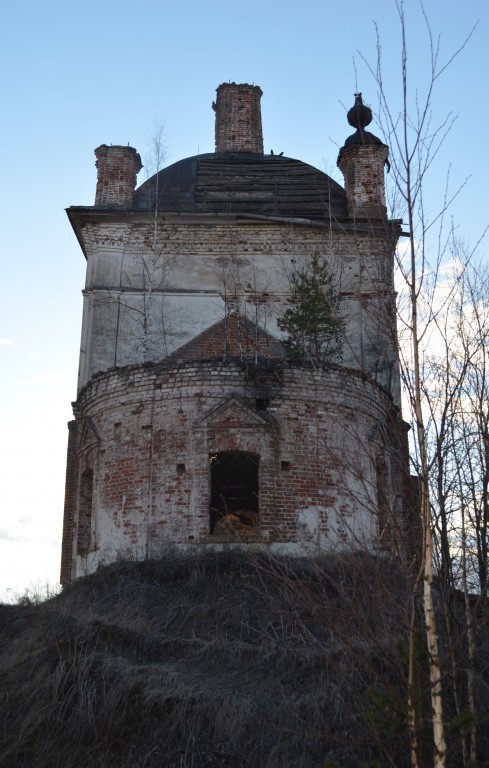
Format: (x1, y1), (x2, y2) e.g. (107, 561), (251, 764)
(1, 551), (487, 767)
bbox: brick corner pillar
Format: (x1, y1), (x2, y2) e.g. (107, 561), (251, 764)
(94, 144), (142, 208)
(60, 419), (79, 586)
(337, 93), (389, 219)
(213, 83), (264, 154)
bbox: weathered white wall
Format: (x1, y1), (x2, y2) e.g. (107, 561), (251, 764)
(77, 216), (400, 404)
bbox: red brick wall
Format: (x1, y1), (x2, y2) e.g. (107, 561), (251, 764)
(77, 469), (94, 553)
(214, 83), (263, 154)
(65, 360), (408, 580)
(167, 312), (285, 364)
(60, 420), (79, 585)
(94, 145), (142, 208)
(338, 144), (389, 219)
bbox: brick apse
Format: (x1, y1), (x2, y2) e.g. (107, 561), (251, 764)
(61, 84), (411, 584)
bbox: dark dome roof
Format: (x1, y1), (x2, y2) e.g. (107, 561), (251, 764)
(134, 152), (347, 221)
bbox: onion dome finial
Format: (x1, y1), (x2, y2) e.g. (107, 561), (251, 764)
(347, 93), (373, 130)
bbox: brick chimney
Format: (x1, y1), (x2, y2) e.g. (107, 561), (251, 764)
(337, 94), (388, 219)
(94, 145), (142, 208)
(213, 83), (263, 154)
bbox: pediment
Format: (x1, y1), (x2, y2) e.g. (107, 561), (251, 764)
(166, 312), (284, 365)
(194, 396), (272, 430)
(78, 416), (102, 452)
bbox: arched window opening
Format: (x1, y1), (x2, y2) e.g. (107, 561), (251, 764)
(210, 452), (259, 535)
(77, 469), (94, 554)
(376, 456), (390, 546)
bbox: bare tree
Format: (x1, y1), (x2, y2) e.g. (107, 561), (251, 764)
(416, 253), (489, 765)
(98, 124), (177, 366)
(361, 3), (477, 765)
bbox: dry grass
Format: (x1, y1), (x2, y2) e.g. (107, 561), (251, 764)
(0, 551), (487, 767)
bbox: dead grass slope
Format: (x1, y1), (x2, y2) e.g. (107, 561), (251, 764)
(0, 551), (487, 768)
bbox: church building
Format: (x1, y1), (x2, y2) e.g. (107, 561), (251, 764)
(61, 83), (411, 585)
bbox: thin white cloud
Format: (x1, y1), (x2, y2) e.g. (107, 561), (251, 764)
(0, 528), (61, 547)
(0, 529), (25, 543)
(0, 337), (19, 349)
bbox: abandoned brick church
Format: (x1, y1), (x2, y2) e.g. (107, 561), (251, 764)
(61, 83), (412, 585)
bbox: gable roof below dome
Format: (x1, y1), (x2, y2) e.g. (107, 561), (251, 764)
(134, 152), (347, 221)
(166, 312), (285, 365)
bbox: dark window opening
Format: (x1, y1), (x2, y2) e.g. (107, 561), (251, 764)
(255, 398), (270, 411)
(376, 457), (390, 546)
(281, 460), (291, 472)
(77, 469), (93, 554)
(210, 452), (259, 536)
(176, 463), (186, 476)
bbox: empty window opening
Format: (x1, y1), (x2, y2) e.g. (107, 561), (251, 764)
(176, 463), (186, 476)
(255, 398), (270, 412)
(281, 460), (291, 472)
(77, 469), (94, 554)
(376, 457), (390, 545)
(210, 452), (259, 536)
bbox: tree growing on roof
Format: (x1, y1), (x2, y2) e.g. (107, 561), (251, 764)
(278, 251), (343, 367)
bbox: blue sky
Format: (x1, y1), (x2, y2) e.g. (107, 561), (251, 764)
(0, 0), (487, 600)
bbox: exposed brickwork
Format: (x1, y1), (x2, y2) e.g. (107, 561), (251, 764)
(338, 144), (389, 219)
(77, 470), (94, 553)
(94, 145), (142, 208)
(166, 312), (285, 364)
(60, 420), (79, 586)
(214, 83), (263, 154)
(66, 360), (408, 579)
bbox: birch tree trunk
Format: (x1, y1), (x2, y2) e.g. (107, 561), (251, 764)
(361, 2), (475, 764)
